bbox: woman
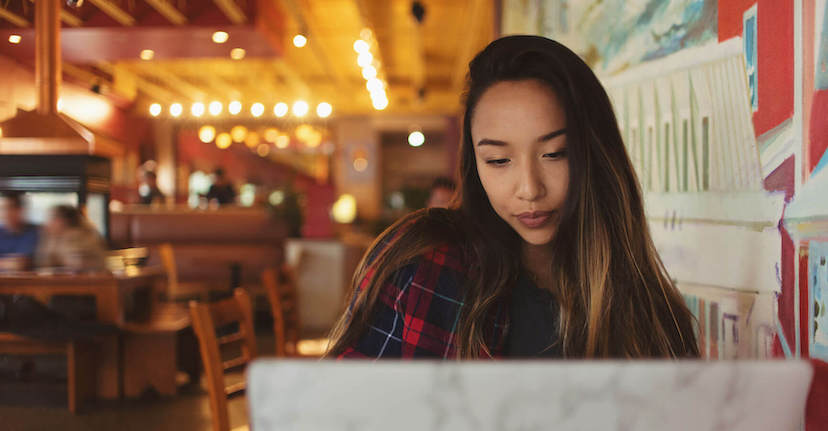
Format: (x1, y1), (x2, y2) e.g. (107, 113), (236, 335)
(36, 205), (108, 273)
(327, 35), (698, 359)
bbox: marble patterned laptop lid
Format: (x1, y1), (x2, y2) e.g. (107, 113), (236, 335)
(247, 360), (813, 431)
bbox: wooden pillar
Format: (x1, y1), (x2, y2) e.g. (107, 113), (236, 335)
(35, 0), (60, 115)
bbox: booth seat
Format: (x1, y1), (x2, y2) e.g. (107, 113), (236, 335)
(110, 208), (288, 298)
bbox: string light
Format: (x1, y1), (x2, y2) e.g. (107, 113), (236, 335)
(191, 102), (205, 117)
(170, 103), (183, 117)
(229, 100), (242, 115)
(208, 101), (222, 116)
(212, 31), (229, 44)
(251, 102), (265, 117)
(199, 126), (216, 143)
(216, 133), (232, 149)
(316, 102), (332, 118)
(292, 101), (309, 117)
(274, 102), (289, 117)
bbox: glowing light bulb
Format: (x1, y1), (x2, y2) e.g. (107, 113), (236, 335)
(230, 48), (246, 60)
(357, 52), (373, 68)
(292, 101), (309, 117)
(170, 103), (183, 117)
(274, 102), (288, 117)
(216, 133), (232, 149)
(408, 131), (425, 147)
(353, 39), (369, 53)
(316, 102), (332, 118)
(208, 101), (222, 116)
(191, 102), (205, 117)
(293, 34), (307, 48)
(229, 100), (242, 115)
(149, 103), (162, 117)
(212, 31), (229, 44)
(251, 102), (265, 117)
(362, 65), (377, 80)
(231, 125), (248, 143)
(199, 125), (216, 143)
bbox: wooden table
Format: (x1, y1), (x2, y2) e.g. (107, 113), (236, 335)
(0, 267), (167, 400)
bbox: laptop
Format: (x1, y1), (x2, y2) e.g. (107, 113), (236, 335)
(247, 360), (813, 431)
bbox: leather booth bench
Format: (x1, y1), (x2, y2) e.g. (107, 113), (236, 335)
(111, 208), (288, 299)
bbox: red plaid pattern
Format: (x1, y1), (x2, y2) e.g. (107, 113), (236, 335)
(338, 238), (509, 359)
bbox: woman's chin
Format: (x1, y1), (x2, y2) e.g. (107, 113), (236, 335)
(516, 228), (557, 246)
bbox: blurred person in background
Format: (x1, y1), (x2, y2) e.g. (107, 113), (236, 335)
(206, 168), (237, 206)
(0, 191), (39, 271)
(36, 205), (108, 273)
(138, 170), (166, 206)
(426, 177), (456, 209)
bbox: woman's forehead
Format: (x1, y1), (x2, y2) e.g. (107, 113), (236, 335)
(472, 81), (567, 143)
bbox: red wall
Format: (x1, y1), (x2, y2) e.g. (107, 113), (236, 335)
(718, 0), (794, 137)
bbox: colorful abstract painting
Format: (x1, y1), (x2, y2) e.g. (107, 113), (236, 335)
(811, 241), (828, 360)
(501, 0), (719, 73)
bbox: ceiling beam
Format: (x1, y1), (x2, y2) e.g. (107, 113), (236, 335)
(286, 0), (353, 92)
(60, 9), (83, 26)
(0, 7), (30, 27)
(144, 0), (187, 25)
(96, 62), (179, 103)
(126, 63), (208, 102)
(271, 59), (311, 99)
(214, 0), (247, 24)
(86, 0), (136, 26)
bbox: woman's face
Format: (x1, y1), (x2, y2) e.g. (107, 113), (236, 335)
(471, 79), (570, 246)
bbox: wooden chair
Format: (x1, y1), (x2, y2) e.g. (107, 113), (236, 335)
(0, 335), (95, 413)
(158, 243), (214, 301)
(262, 265), (327, 357)
(189, 289), (257, 431)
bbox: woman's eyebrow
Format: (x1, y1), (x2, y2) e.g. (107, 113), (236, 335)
(476, 128), (566, 147)
(535, 128), (567, 143)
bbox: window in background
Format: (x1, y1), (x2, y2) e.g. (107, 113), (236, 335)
(240, 183), (256, 207)
(188, 170), (212, 208)
(24, 192), (78, 225)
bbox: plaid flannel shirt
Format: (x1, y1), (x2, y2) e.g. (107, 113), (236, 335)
(337, 238), (509, 359)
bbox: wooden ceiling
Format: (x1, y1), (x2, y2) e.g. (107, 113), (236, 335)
(0, 0), (495, 119)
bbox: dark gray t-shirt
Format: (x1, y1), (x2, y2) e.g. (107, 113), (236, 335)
(505, 274), (563, 358)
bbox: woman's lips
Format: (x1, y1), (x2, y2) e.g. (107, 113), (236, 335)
(515, 211), (555, 229)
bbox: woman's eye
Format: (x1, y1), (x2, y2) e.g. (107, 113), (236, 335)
(485, 158), (510, 166)
(543, 150), (567, 160)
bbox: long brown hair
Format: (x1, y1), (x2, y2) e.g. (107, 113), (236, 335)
(327, 36), (698, 359)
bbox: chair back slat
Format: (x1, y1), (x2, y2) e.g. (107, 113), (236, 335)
(189, 288), (257, 431)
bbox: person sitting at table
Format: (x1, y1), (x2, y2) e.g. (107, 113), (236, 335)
(0, 191), (39, 272)
(36, 205), (108, 273)
(138, 170), (166, 206)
